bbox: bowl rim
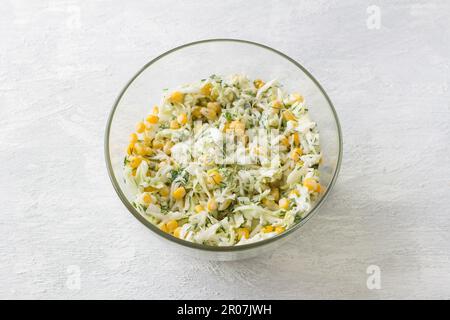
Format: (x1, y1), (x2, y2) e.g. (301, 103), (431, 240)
(104, 38), (343, 252)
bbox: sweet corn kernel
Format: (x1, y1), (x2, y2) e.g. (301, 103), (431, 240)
(291, 148), (303, 161)
(169, 91), (184, 104)
(201, 107), (217, 120)
(195, 205), (204, 213)
(303, 178), (319, 192)
(142, 193), (152, 205)
(253, 79), (265, 89)
(283, 110), (296, 121)
(280, 136), (290, 147)
(159, 186), (169, 197)
(289, 189), (300, 197)
(143, 135), (153, 145)
(237, 228), (250, 240)
(262, 225), (274, 233)
(173, 227), (182, 238)
(134, 143), (146, 156)
(172, 186), (186, 200)
(207, 102), (221, 114)
(275, 226), (285, 234)
(159, 223), (169, 233)
(192, 106), (202, 119)
(152, 105), (159, 114)
(262, 198), (278, 210)
(163, 141), (173, 155)
(146, 114), (159, 124)
(292, 93), (304, 103)
(207, 198), (217, 212)
(136, 121), (146, 133)
(292, 132), (300, 146)
(129, 133), (138, 143)
(207, 171), (222, 185)
(126, 142), (135, 155)
(271, 188), (280, 201)
(177, 113), (188, 125)
(279, 198), (290, 210)
(200, 83), (212, 96)
(230, 120), (245, 136)
(222, 121), (231, 133)
(129, 157), (142, 169)
(272, 100), (283, 109)
(166, 220), (178, 232)
(152, 139), (164, 149)
(170, 119), (180, 129)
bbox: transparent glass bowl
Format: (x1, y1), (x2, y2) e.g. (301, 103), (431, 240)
(105, 39), (342, 260)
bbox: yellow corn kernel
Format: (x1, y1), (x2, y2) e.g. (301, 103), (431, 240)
(144, 146), (153, 156)
(292, 93), (304, 103)
(143, 135), (153, 145)
(279, 198), (290, 210)
(177, 113), (188, 125)
(272, 100), (283, 109)
(230, 120), (245, 136)
(168, 91), (184, 104)
(152, 139), (164, 149)
(282, 110), (296, 121)
(200, 83), (212, 96)
(170, 119), (180, 129)
(129, 133), (138, 143)
(192, 106), (202, 119)
(159, 223), (169, 233)
(222, 121), (230, 133)
(146, 114), (159, 124)
(280, 136), (290, 147)
(152, 105), (159, 114)
(134, 143), (146, 156)
(237, 227), (250, 240)
(254, 79), (265, 89)
(173, 227), (182, 238)
(262, 198), (278, 210)
(159, 186), (169, 197)
(207, 102), (221, 114)
(207, 171), (222, 185)
(166, 219), (178, 232)
(172, 186), (186, 200)
(271, 188), (280, 201)
(142, 193), (152, 205)
(136, 121), (146, 133)
(275, 226), (285, 234)
(292, 132), (300, 146)
(289, 189), (300, 197)
(316, 184), (322, 193)
(144, 186), (156, 192)
(163, 141), (173, 155)
(126, 142), (135, 155)
(303, 178), (319, 192)
(201, 107), (217, 120)
(129, 157), (142, 169)
(207, 198), (217, 212)
(290, 147), (303, 161)
(262, 225), (274, 233)
(195, 205), (204, 213)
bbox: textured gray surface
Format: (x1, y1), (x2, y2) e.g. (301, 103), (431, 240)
(1, 0), (449, 299)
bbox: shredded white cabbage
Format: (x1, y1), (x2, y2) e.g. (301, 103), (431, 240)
(123, 74), (322, 246)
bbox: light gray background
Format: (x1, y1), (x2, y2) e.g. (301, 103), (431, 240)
(1, 0), (449, 299)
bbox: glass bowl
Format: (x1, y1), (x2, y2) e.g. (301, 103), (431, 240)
(105, 39), (342, 261)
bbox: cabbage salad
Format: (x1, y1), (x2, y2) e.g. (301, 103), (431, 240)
(123, 74), (322, 246)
